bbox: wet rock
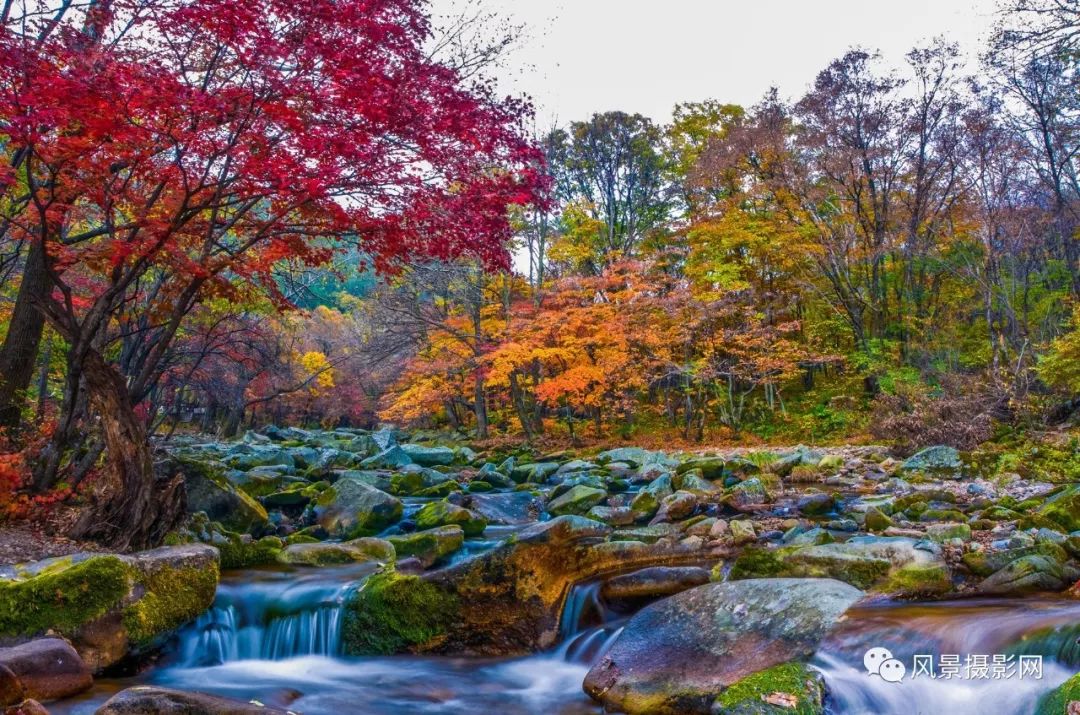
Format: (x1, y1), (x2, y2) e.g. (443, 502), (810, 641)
(926, 522), (971, 543)
(95, 686), (292, 714)
(0, 639), (91, 702)
(863, 507), (893, 533)
(313, 479), (403, 539)
(582, 578), (863, 714)
(387, 526), (464, 568)
(597, 447), (650, 468)
(609, 524), (682, 544)
(978, 554), (1073, 595)
(277, 538), (395, 566)
(0, 546), (219, 672)
(547, 485), (607, 516)
(4, 699), (49, 715)
(388, 467), (455, 497)
(413, 501), (487, 536)
(600, 566), (711, 602)
(510, 462), (560, 484)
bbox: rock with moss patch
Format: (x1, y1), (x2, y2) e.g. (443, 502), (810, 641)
(314, 479), (403, 538)
(583, 578), (862, 714)
(547, 485), (607, 517)
(712, 662), (825, 714)
(0, 545), (218, 672)
(278, 538), (395, 566)
(387, 526), (464, 568)
(631, 475), (674, 519)
(677, 457), (726, 480)
(175, 458), (268, 533)
(901, 446), (962, 476)
(1035, 486), (1080, 533)
(413, 501), (487, 536)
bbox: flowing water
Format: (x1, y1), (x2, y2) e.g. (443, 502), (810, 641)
(49, 565), (1080, 715)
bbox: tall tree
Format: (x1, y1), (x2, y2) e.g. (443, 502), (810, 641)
(0, 0), (541, 548)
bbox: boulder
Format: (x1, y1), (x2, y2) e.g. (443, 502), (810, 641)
(95, 686), (292, 714)
(676, 457), (726, 480)
(0, 545), (218, 672)
(387, 526), (465, 568)
(650, 491), (698, 524)
(277, 538), (395, 566)
(600, 566), (711, 602)
(509, 462), (560, 484)
(583, 578), (863, 714)
(0, 639), (91, 702)
(588, 506), (636, 526)
(1036, 486), (1080, 533)
(730, 520), (756, 545)
(399, 444), (455, 467)
(413, 501), (487, 536)
(631, 475), (674, 519)
(176, 458), (268, 533)
(901, 446), (962, 475)
(727, 478), (769, 509)
(313, 479), (403, 538)
(360, 446), (413, 469)
(978, 554), (1072, 595)
(547, 485), (607, 516)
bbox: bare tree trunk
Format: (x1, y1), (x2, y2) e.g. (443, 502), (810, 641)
(473, 368), (488, 439)
(0, 240), (47, 430)
(70, 350), (184, 550)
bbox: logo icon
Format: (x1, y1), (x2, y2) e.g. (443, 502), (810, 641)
(864, 646), (906, 683)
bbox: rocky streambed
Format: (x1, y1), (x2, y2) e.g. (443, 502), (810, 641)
(1, 427), (1079, 714)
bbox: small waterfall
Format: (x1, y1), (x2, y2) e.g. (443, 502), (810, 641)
(176, 565), (373, 666)
(555, 581), (624, 665)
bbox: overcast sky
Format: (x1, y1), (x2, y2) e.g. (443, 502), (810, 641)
(432, 0), (1002, 127)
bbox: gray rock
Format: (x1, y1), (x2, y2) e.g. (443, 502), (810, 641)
(583, 578), (864, 714)
(94, 686), (292, 714)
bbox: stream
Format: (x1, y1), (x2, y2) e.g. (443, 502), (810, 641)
(50, 566), (1080, 714)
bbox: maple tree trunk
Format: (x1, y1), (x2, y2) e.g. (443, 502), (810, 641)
(0, 240), (48, 431)
(70, 350), (184, 550)
(473, 368), (488, 439)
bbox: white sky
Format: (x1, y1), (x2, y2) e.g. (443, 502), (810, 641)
(432, 0), (1002, 127)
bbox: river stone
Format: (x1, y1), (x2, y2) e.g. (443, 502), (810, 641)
(388, 467), (454, 496)
(977, 554), (1072, 595)
(510, 461), (560, 484)
(387, 526), (465, 568)
(0, 639), (91, 703)
(727, 478), (769, 509)
(583, 578), (864, 714)
(588, 505), (636, 526)
(1036, 486), (1080, 533)
(277, 538), (395, 566)
(1036, 671), (1080, 715)
(600, 566), (711, 602)
(547, 485), (607, 516)
(796, 492), (836, 517)
(631, 474), (674, 519)
(730, 519), (757, 545)
(174, 458), (268, 533)
(0, 546), (219, 673)
(677, 457), (726, 480)
(94, 686), (292, 714)
(313, 479), (403, 539)
(466, 491), (538, 525)
(399, 444), (455, 467)
(413, 501), (487, 536)
(712, 662), (826, 715)
(651, 491), (698, 524)
(597, 447), (650, 468)
(901, 446), (962, 475)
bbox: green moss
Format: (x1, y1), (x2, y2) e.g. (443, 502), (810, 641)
(714, 662), (824, 715)
(341, 568), (459, 655)
(0, 555), (132, 637)
(1035, 672), (1080, 715)
(877, 564), (952, 598)
(217, 535), (284, 569)
(729, 547), (793, 580)
(122, 562), (219, 645)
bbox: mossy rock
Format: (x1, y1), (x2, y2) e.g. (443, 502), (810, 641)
(547, 485), (607, 516)
(278, 537), (394, 566)
(341, 568), (459, 654)
(413, 501), (487, 536)
(314, 479), (404, 538)
(0, 545), (219, 672)
(216, 534), (284, 569)
(876, 563), (953, 598)
(387, 526), (464, 567)
(864, 507), (893, 533)
(1035, 486), (1080, 533)
(176, 457), (268, 533)
(713, 662), (825, 714)
(1035, 671), (1080, 715)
